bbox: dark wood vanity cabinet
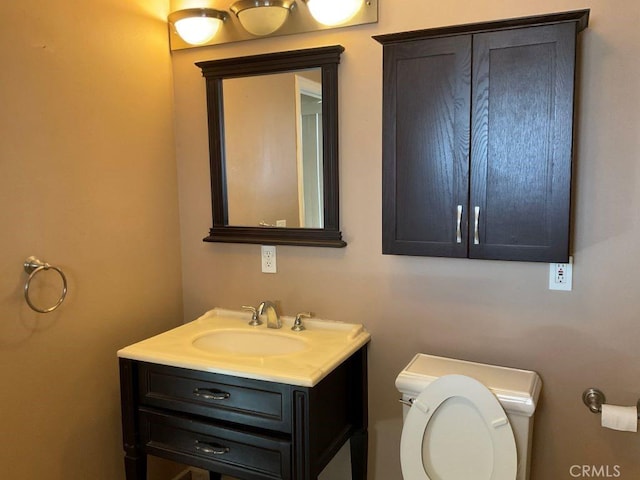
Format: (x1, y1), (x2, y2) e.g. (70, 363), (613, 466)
(375, 10), (589, 262)
(119, 346), (368, 480)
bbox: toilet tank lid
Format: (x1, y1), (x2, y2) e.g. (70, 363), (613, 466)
(395, 354), (542, 417)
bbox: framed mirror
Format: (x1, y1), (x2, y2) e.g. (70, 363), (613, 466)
(196, 45), (346, 247)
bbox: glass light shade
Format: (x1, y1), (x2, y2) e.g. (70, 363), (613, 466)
(235, 6), (290, 36)
(174, 17), (223, 45)
(306, 0), (364, 26)
(169, 9), (227, 46)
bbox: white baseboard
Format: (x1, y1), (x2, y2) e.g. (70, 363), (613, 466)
(190, 467), (211, 480)
(170, 469), (192, 480)
(170, 467), (216, 480)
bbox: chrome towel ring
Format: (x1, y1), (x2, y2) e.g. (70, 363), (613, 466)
(23, 256), (68, 313)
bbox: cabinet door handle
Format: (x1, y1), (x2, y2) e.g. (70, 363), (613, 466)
(456, 205), (463, 244)
(193, 388), (231, 400)
(194, 440), (230, 455)
(474, 206), (480, 245)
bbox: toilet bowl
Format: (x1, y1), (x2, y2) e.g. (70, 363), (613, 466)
(396, 354), (542, 480)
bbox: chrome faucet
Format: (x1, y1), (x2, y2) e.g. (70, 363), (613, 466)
(258, 301), (281, 329)
(241, 305), (261, 326)
(292, 312), (313, 332)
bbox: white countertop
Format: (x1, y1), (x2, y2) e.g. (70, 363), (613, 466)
(118, 308), (371, 387)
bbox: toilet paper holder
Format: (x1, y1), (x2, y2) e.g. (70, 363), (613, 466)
(583, 388), (640, 419)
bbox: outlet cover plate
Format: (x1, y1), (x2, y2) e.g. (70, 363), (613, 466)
(261, 245), (277, 273)
(549, 256), (573, 291)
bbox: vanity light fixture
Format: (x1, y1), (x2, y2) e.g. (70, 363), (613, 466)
(303, 0), (364, 26)
(168, 0), (377, 49)
(230, 0), (296, 36)
(168, 8), (228, 46)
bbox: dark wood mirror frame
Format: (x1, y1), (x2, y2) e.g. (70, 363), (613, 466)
(196, 45), (346, 248)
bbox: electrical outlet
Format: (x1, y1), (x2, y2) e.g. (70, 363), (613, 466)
(549, 256), (573, 291)
(261, 245), (277, 273)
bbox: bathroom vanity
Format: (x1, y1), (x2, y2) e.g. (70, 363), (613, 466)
(118, 309), (370, 480)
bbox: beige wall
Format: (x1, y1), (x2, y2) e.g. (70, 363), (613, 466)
(0, 0), (183, 478)
(5, 0), (638, 479)
(173, 1), (640, 479)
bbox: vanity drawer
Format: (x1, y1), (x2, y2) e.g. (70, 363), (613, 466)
(138, 363), (293, 433)
(140, 408), (291, 480)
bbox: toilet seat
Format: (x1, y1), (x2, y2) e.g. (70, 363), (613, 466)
(400, 374), (517, 480)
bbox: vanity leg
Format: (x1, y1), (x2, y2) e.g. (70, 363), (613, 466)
(120, 358), (147, 480)
(348, 346), (368, 480)
(350, 429), (368, 480)
(123, 451), (146, 480)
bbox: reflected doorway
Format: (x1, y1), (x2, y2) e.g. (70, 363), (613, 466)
(295, 75), (324, 228)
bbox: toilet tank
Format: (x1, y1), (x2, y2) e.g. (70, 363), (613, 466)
(396, 354), (542, 480)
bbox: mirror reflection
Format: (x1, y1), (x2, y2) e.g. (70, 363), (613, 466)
(224, 68), (324, 228)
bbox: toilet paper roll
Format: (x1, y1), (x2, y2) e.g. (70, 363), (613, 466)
(601, 404), (638, 432)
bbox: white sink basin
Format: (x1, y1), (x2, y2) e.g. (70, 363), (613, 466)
(192, 329), (308, 356)
(117, 308), (370, 387)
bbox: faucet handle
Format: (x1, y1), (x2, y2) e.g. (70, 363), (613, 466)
(292, 312), (313, 332)
(241, 305), (262, 326)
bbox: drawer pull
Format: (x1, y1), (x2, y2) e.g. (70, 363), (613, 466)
(455, 204), (463, 244)
(474, 206), (480, 245)
(194, 440), (230, 455)
(193, 388), (231, 400)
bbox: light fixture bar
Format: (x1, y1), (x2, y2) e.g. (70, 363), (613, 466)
(230, 0), (296, 15)
(168, 0), (378, 50)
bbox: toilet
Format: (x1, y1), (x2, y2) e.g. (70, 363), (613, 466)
(396, 354), (542, 480)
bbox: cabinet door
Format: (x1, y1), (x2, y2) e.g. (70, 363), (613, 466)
(382, 36), (471, 257)
(470, 23), (576, 261)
